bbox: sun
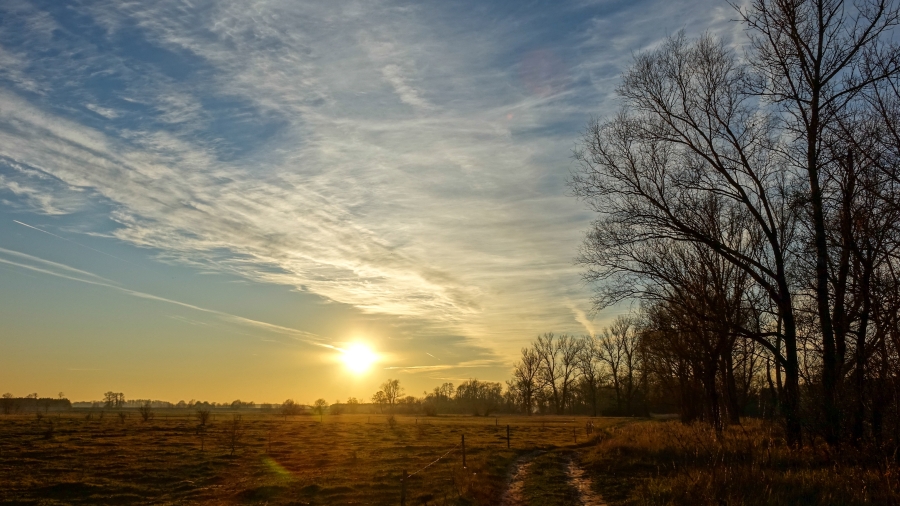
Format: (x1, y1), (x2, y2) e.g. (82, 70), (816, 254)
(341, 343), (377, 374)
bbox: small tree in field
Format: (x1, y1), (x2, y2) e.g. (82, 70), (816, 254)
(139, 401), (154, 422)
(196, 408), (211, 426)
(280, 399), (301, 417)
(313, 399), (328, 422)
(219, 415), (245, 456)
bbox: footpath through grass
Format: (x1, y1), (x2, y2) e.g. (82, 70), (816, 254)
(581, 419), (900, 506)
(0, 412), (624, 505)
(519, 451), (581, 505)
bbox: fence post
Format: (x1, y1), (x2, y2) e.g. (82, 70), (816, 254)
(462, 434), (466, 468)
(573, 428), (577, 444)
(400, 469), (406, 506)
(507, 425), (510, 448)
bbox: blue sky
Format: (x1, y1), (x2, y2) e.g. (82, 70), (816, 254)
(0, 0), (741, 403)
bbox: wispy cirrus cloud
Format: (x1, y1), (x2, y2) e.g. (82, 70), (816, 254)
(0, 0), (738, 372)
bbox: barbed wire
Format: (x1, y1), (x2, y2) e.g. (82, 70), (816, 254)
(405, 442), (461, 478)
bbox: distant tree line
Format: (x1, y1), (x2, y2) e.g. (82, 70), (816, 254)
(1, 393), (71, 414)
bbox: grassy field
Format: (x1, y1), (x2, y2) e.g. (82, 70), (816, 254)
(0, 411), (624, 505)
(582, 419), (900, 506)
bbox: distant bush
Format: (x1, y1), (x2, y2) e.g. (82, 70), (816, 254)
(280, 399), (302, 416)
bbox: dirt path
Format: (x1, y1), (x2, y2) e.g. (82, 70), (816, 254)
(499, 451), (542, 506)
(500, 450), (606, 506)
(566, 456), (607, 506)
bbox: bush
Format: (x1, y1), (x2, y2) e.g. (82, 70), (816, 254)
(138, 401), (154, 422)
(280, 399), (302, 416)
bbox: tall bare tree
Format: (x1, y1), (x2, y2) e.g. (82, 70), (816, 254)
(534, 333), (582, 414)
(512, 347), (541, 415)
(738, 0), (900, 445)
(380, 379), (403, 412)
(577, 334), (606, 417)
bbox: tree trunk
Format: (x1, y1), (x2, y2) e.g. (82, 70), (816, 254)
(781, 306), (803, 447)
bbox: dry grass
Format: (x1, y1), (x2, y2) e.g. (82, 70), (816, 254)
(581, 419), (900, 506)
(0, 412), (624, 505)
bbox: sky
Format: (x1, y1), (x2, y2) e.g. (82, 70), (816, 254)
(0, 0), (743, 404)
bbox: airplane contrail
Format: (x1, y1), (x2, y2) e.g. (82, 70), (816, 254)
(0, 246), (116, 283)
(0, 250), (325, 347)
(13, 220), (139, 267)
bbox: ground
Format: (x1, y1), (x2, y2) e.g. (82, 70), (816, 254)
(0, 411), (624, 505)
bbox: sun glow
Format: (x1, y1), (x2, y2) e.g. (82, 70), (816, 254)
(341, 343), (377, 374)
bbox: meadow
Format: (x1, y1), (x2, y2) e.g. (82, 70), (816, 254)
(0, 411), (624, 505)
(583, 419), (900, 506)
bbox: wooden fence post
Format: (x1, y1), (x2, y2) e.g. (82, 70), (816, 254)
(401, 469), (406, 506)
(507, 425), (510, 448)
(462, 434), (466, 468)
(573, 428), (577, 444)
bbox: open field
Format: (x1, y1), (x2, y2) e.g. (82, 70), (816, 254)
(583, 419), (900, 506)
(5, 412), (900, 505)
(0, 412), (626, 505)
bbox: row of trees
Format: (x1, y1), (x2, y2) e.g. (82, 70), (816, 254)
(1, 393), (70, 414)
(508, 326), (643, 417)
(569, 0), (900, 447)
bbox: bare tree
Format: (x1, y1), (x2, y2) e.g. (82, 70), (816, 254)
(280, 399), (301, 417)
(138, 401), (154, 423)
(737, 0), (900, 445)
(219, 415), (245, 456)
(597, 324), (625, 414)
(195, 407), (211, 425)
(574, 1), (900, 443)
(313, 398), (328, 422)
(380, 379), (403, 412)
(534, 333), (582, 414)
(573, 32), (805, 444)
(104, 392), (125, 409)
(371, 391), (387, 414)
(455, 379), (503, 416)
(577, 335), (606, 417)
(512, 347), (541, 414)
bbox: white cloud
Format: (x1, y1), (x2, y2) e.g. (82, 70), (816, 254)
(84, 103), (120, 119)
(0, 0), (738, 366)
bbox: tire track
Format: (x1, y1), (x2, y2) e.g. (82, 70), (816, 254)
(500, 450), (606, 506)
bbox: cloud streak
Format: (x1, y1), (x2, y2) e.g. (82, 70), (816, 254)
(0, 0), (740, 371)
(0, 247), (322, 345)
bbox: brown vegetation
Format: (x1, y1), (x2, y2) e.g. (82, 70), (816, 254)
(0, 411), (617, 505)
(583, 419), (900, 505)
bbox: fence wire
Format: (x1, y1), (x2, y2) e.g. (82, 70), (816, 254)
(406, 442), (461, 478)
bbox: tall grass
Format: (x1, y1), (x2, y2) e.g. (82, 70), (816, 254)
(583, 420), (900, 505)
